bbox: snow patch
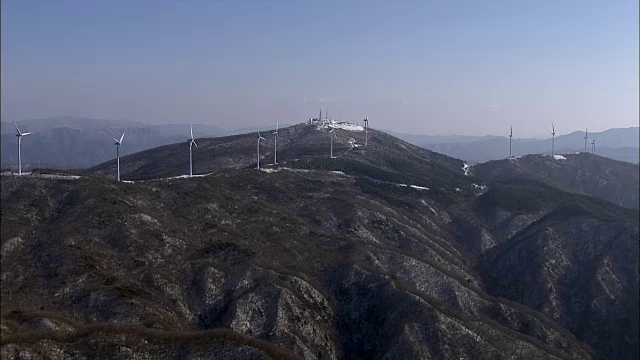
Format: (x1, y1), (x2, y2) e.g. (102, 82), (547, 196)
(330, 171), (346, 176)
(394, 183), (429, 190)
(35, 174), (81, 180)
(1, 172), (80, 180)
(473, 183), (488, 191)
(316, 121), (364, 132)
(260, 168), (280, 173)
(419, 200), (438, 215)
(331, 122), (364, 131)
(553, 155), (567, 160)
(462, 163), (471, 176)
(148, 173), (214, 181)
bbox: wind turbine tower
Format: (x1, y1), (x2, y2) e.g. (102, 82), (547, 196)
(256, 126), (266, 169)
(584, 128), (588, 153)
(113, 131), (125, 181)
(364, 117), (369, 146)
(551, 123), (556, 156)
(13, 122), (32, 175)
(591, 139), (596, 154)
(509, 125), (513, 158)
(189, 125), (198, 177)
(329, 124), (337, 158)
(273, 122), (279, 164)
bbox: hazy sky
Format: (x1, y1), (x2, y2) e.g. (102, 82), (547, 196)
(2, 0), (638, 136)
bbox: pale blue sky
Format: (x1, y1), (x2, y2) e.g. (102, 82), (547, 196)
(2, 0), (638, 136)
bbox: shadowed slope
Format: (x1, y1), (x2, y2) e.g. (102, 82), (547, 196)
(471, 153), (639, 209)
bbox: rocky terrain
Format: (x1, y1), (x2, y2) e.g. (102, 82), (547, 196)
(1, 124), (638, 359)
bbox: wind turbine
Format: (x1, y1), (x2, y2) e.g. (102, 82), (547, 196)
(551, 123), (556, 156)
(113, 131), (125, 181)
(509, 125), (513, 158)
(329, 123), (337, 158)
(256, 126), (266, 169)
(188, 125), (198, 177)
(591, 138), (596, 154)
(13, 122), (32, 175)
(584, 128), (588, 153)
(363, 117), (369, 146)
(273, 122), (278, 164)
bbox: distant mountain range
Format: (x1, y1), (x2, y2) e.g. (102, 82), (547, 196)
(389, 127), (639, 164)
(2, 116), (637, 171)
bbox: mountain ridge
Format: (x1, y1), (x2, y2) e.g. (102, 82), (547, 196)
(470, 153), (639, 209)
(2, 124), (637, 359)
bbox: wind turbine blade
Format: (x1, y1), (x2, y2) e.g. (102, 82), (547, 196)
(190, 125), (194, 140)
(13, 122), (22, 135)
(120, 131), (126, 143)
(192, 140), (198, 147)
(276, 122), (278, 131)
(21, 132), (32, 136)
(114, 137), (120, 143)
